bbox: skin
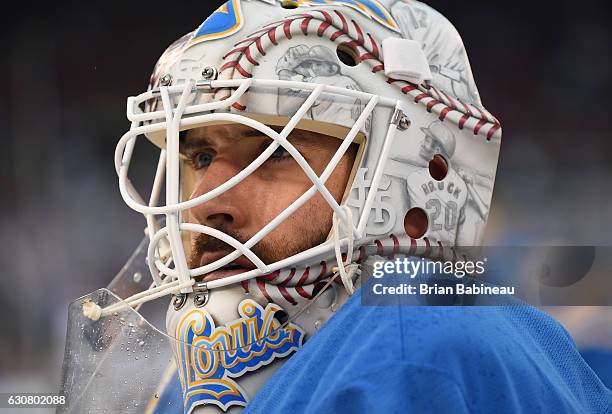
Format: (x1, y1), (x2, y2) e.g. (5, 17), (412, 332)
(181, 123), (358, 280)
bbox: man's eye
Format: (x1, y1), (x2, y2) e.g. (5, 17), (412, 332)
(269, 145), (290, 161)
(192, 152), (214, 169)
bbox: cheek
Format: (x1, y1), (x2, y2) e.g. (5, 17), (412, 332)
(252, 171), (313, 222)
(272, 188), (335, 248)
(284, 154), (352, 229)
(255, 172), (334, 232)
(252, 150), (355, 232)
(325, 154), (355, 201)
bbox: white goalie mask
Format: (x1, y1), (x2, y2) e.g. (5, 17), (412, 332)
(59, 0), (502, 412)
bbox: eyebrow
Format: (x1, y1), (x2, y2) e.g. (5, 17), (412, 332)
(180, 132), (211, 152)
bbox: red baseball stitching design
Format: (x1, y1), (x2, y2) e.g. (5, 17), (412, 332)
(216, 10), (501, 141)
(241, 233), (457, 305)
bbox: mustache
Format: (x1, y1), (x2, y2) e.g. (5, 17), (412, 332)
(187, 227), (277, 269)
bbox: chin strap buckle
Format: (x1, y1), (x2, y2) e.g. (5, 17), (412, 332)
(193, 282), (210, 308)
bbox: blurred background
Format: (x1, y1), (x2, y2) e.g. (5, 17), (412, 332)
(0, 0), (610, 401)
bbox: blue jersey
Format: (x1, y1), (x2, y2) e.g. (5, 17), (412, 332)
(244, 290), (612, 413)
(581, 348), (612, 390)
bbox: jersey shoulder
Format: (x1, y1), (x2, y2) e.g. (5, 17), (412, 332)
(247, 291), (612, 414)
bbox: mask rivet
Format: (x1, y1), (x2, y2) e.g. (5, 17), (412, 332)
(172, 293), (187, 310)
(194, 293), (209, 308)
(398, 116), (411, 130)
(160, 74), (173, 86)
(201, 66), (218, 80)
(391, 108), (411, 131)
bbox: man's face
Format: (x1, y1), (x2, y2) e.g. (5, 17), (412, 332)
(296, 60), (338, 78)
(181, 123), (358, 281)
(419, 134), (436, 161)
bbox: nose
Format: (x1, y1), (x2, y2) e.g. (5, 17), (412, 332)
(187, 159), (249, 230)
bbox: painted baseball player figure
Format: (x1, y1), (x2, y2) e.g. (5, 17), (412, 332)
(276, 44), (367, 130)
(407, 121), (468, 244)
(406, 121), (491, 245)
(58, 0), (612, 413)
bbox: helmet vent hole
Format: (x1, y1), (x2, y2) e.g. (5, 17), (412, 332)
(336, 44), (360, 67)
(428, 154), (448, 181)
(281, 0), (299, 9)
(404, 208), (428, 239)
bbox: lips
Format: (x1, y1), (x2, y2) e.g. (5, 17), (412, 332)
(198, 250), (257, 282)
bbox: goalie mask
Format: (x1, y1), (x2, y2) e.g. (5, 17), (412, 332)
(59, 0), (502, 412)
